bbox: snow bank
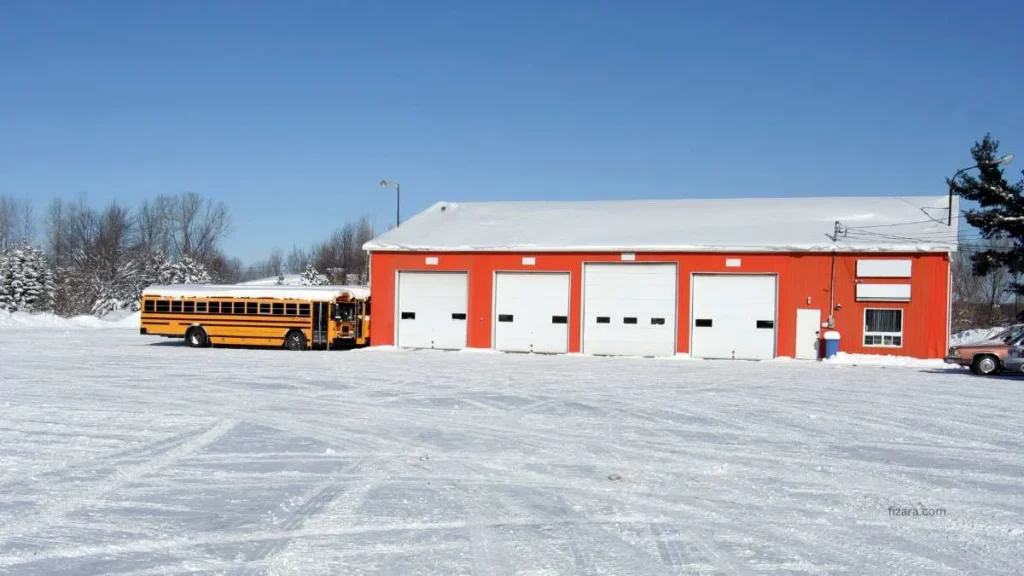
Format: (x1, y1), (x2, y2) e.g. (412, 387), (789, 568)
(824, 351), (954, 369)
(0, 310), (139, 330)
(951, 326), (1006, 346)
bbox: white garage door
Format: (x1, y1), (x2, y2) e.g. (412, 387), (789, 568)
(690, 274), (776, 360)
(494, 272), (570, 354)
(582, 263), (677, 357)
(396, 272), (468, 350)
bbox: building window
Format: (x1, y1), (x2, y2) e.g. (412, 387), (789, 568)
(864, 308), (903, 347)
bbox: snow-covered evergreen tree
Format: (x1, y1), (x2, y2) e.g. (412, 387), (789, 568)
(300, 263), (329, 286)
(92, 257), (143, 316)
(162, 255), (212, 285)
(0, 243), (55, 312)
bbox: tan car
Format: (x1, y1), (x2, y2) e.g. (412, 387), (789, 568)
(945, 325), (1024, 375)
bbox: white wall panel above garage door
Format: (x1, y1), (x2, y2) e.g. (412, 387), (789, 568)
(493, 273), (570, 353)
(583, 263), (677, 357)
(396, 272), (468, 350)
(690, 274), (777, 360)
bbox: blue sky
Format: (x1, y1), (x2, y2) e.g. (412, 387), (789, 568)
(1, 1), (1022, 263)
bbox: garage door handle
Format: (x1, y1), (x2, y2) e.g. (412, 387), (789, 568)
(695, 319), (712, 327)
(452, 313), (467, 320)
(552, 315), (567, 324)
(498, 314), (513, 322)
(756, 320), (774, 329)
(401, 312), (415, 320)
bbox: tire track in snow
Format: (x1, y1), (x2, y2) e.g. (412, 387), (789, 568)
(237, 481), (346, 576)
(0, 517), (655, 570)
(0, 425), (225, 493)
(0, 419), (236, 548)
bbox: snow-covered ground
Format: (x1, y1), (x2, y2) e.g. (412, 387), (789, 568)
(1, 322), (1023, 574)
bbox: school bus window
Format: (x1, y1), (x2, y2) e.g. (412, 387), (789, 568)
(272, 303), (284, 315)
(184, 301), (195, 313)
(156, 300), (170, 313)
(234, 302), (245, 315)
(208, 302), (220, 314)
(196, 302), (207, 313)
(259, 302), (271, 315)
(144, 300), (155, 312)
(285, 303), (297, 315)
(171, 301), (182, 313)
(245, 302), (256, 315)
(298, 304), (311, 316)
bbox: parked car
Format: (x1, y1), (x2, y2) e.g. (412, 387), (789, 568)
(945, 324), (1024, 375)
(1003, 345), (1024, 373)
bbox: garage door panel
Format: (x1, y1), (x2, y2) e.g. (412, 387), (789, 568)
(494, 273), (569, 354)
(583, 264), (677, 357)
(691, 274), (776, 360)
(397, 272), (468, 350)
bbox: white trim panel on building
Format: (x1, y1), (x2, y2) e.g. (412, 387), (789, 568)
(856, 259), (912, 278)
(493, 272), (570, 354)
(855, 283), (911, 302)
(396, 271), (468, 350)
(582, 263), (677, 357)
(690, 274), (777, 360)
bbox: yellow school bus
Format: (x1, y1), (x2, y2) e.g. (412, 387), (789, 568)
(140, 285), (370, 350)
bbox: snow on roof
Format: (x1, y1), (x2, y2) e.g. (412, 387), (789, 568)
(363, 196), (959, 253)
(142, 284), (371, 300)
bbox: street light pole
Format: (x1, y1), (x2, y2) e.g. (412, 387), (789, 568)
(947, 154), (1014, 225)
(380, 180), (401, 228)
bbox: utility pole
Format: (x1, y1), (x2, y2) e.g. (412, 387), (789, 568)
(380, 180), (401, 228)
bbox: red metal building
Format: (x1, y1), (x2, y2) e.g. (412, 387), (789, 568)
(363, 196), (957, 359)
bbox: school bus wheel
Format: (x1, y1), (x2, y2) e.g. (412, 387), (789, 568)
(185, 326), (209, 348)
(284, 330), (307, 351)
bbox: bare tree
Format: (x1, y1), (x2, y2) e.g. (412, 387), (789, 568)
(266, 248), (284, 277)
(44, 198), (67, 266)
(165, 192), (232, 263)
(0, 195), (33, 250)
(136, 196), (173, 256)
(285, 245), (311, 274)
(953, 236), (1016, 331)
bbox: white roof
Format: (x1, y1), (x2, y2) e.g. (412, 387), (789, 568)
(363, 196), (959, 253)
(142, 284), (371, 300)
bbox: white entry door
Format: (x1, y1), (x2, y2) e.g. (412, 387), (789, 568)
(690, 274), (777, 360)
(582, 263), (677, 357)
(396, 272), (468, 350)
(493, 272), (570, 353)
(795, 308), (822, 360)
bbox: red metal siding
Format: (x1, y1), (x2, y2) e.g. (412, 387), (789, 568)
(369, 251), (951, 358)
